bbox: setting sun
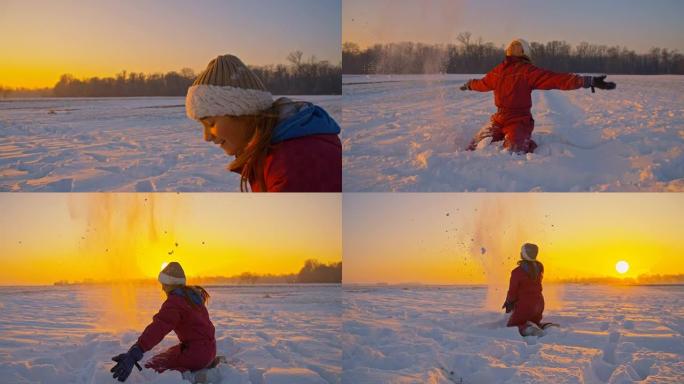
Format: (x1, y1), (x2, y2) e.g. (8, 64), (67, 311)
(160, 262), (169, 272)
(343, 194), (683, 284)
(616, 260), (630, 274)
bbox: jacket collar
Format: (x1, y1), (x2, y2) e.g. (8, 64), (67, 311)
(504, 55), (531, 65)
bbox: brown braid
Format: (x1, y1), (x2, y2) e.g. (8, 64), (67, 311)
(517, 260), (544, 281)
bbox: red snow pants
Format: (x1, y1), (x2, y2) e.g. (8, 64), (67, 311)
(144, 341), (216, 373)
(489, 111), (537, 153)
(507, 295), (545, 335)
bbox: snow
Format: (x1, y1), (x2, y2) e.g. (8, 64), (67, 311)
(0, 284), (341, 383)
(342, 75), (684, 191)
(342, 284), (684, 383)
(0, 96), (341, 192)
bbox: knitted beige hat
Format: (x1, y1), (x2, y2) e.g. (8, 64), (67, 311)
(185, 54), (274, 120)
(506, 38), (532, 59)
(158, 261), (186, 285)
(521, 243), (539, 261)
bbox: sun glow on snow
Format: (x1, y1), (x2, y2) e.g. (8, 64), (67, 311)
(616, 260), (629, 274)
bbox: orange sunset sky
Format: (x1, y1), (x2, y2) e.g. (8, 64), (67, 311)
(0, 0), (341, 88)
(343, 193), (684, 284)
(0, 194), (341, 285)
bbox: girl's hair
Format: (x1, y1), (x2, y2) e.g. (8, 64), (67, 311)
(164, 284), (210, 308)
(228, 104), (280, 192)
(517, 260), (544, 281)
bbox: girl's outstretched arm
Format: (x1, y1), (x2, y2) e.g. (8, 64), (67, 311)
(136, 298), (182, 352)
(461, 71), (497, 92)
(527, 66), (584, 90)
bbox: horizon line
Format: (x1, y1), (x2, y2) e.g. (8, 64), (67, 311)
(344, 39), (682, 55)
(0, 57), (343, 90)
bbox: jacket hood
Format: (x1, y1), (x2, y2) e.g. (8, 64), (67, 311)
(171, 287), (204, 306)
(271, 100), (340, 144)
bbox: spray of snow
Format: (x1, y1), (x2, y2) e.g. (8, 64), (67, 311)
(456, 198), (564, 312)
(352, 0), (461, 74)
(67, 194), (177, 332)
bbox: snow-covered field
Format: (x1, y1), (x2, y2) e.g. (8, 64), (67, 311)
(0, 96), (341, 192)
(343, 284), (684, 384)
(0, 284), (341, 384)
(342, 75), (684, 191)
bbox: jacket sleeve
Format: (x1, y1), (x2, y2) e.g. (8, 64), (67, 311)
(468, 70), (497, 92)
(505, 269), (520, 303)
(527, 66), (583, 90)
(137, 298), (181, 352)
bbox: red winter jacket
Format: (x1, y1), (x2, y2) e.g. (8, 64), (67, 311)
(243, 134), (342, 192)
(506, 262), (545, 331)
(506, 263), (544, 305)
(469, 56), (584, 116)
(137, 291), (216, 372)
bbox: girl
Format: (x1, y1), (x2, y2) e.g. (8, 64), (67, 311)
(461, 38), (616, 153)
(502, 243), (552, 337)
(110, 262), (216, 382)
(185, 54), (342, 192)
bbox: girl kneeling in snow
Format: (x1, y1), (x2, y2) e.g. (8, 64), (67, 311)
(110, 262), (216, 382)
(503, 243), (552, 337)
(185, 54), (342, 192)
(461, 38), (616, 153)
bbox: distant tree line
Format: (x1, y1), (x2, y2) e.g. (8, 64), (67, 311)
(187, 259), (341, 285)
(2, 52), (340, 98)
(52, 69), (196, 97)
(296, 259), (342, 284)
(0, 86), (52, 98)
(343, 32), (684, 74)
(54, 259), (342, 286)
(254, 51), (341, 95)
(555, 274), (684, 285)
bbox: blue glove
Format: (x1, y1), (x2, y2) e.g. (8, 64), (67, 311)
(111, 344), (144, 382)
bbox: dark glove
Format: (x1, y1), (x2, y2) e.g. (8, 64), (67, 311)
(111, 344), (144, 382)
(583, 75), (616, 93)
(459, 81), (471, 91)
(502, 300), (515, 313)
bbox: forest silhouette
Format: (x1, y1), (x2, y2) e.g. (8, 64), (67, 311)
(1, 52), (341, 98)
(343, 33), (684, 74)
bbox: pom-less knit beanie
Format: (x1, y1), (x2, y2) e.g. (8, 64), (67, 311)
(158, 261), (186, 285)
(185, 54), (273, 120)
(521, 243), (539, 261)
